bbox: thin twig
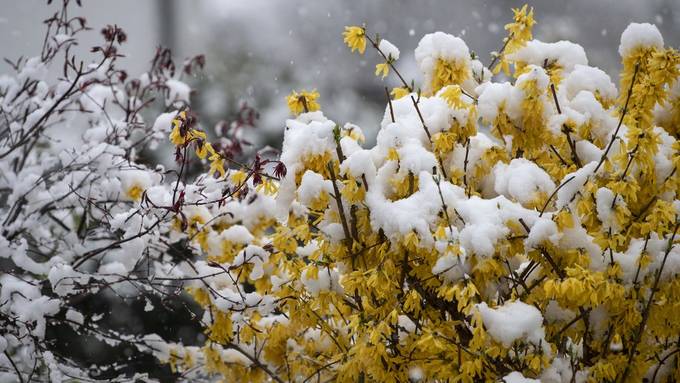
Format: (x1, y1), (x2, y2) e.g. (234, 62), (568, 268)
(539, 176), (575, 217)
(594, 62), (639, 174)
(619, 221), (680, 382)
(385, 87), (395, 123)
(3, 351), (25, 383)
(551, 83), (582, 167)
(327, 163), (351, 243)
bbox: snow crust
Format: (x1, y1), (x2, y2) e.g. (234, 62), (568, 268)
(618, 22), (664, 56)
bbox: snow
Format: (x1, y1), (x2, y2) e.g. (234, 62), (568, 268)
(409, 366), (424, 381)
(1, 275), (61, 338)
(508, 40), (588, 73)
(17, 57), (48, 82)
(119, 169), (160, 200)
(415, 32), (471, 92)
(222, 348), (253, 366)
(415, 32), (470, 69)
(366, 170), (464, 244)
(297, 170), (332, 205)
(567, 90), (619, 143)
(380, 94), (453, 137)
(397, 141), (439, 174)
(476, 82), (519, 123)
(340, 148), (376, 179)
(276, 111), (337, 218)
(152, 111), (179, 134)
(503, 372), (540, 383)
(300, 267), (343, 296)
(165, 79), (192, 104)
(618, 22), (664, 57)
(493, 158), (556, 205)
(575, 140), (603, 164)
(455, 194), (539, 257)
(526, 218), (560, 249)
(556, 161), (597, 209)
(220, 225), (254, 244)
(516, 65), (551, 92)
(80, 84), (124, 117)
(233, 245), (270, 280)
(476, 300), (547, 348)
(378, 38), (400, 60)
(562, 64), (617, 102)
(595, 187), (624, 231)
(398, 315), (416, 337)
(432, 248), (467, 282)
(655, 81), (680, 127)
(653, 128), (678, 184)
(66, 309), (85, 325)
(49, 264), (90, 297)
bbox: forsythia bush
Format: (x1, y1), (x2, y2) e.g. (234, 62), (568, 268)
(162, 5), (680, 383)
(2, 2), (680, 382)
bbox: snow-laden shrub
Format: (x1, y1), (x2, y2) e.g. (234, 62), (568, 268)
(2, 2), (680, 383)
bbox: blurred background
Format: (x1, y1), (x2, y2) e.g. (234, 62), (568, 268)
(2, 0), (679, 148)
(1, 0), (679, 380)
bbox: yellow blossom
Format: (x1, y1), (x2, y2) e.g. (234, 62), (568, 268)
(286, 89), (321, 115)
(343, 26), (366, 54)
(165, 7), (680, 383)
(125, 185), (144, 201)
(374, 62), (389, 79)
(390, 86), (410, 100)
(196, 142), (214, 160)
(209, 152), (225, 177)
(494, 4), (536, 75)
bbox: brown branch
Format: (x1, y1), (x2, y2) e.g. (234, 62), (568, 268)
(385, 87), (395, 123)
(410, 95), (432, 141)
(327, 163), (351, 243)
(488, 32), (514, 75)
(463, 138), (471, 197)
(225, 343), (285, 383)
(366, 34), (411, 92)
(594, 62), (639, 174)
(551, 83), (582, 167)
(0, 64), (84, 159)
(539, 176), (575, 217)
(410, 95), (449, 179)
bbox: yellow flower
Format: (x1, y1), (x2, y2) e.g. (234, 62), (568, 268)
(230, 170), (247, 185)
(431, 58), (469, 94)
(433, 132), (455, 155)
(440, 85), (464, 108)
(374, 62), (389, 79)
(341, 178), (365, 203)
(391, 87), (410, 100)
(387, 147), (399, 161)
(169, 111), (188, 146)
(554, 209), (574, 230)
(125, 185), (144, 201)
(493, 4), (536, 74)
(505, 5), (536, 44)
(286, 89), (321, 115)
(169, 111), (209, 147)
(209, 152), (225, 177)
(256, 178), (278, 196)
(345, 127), (365, 143)
(343, 26), (366, 54)
(196, 142), (214, 160)
(173, 7), (680, 383)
